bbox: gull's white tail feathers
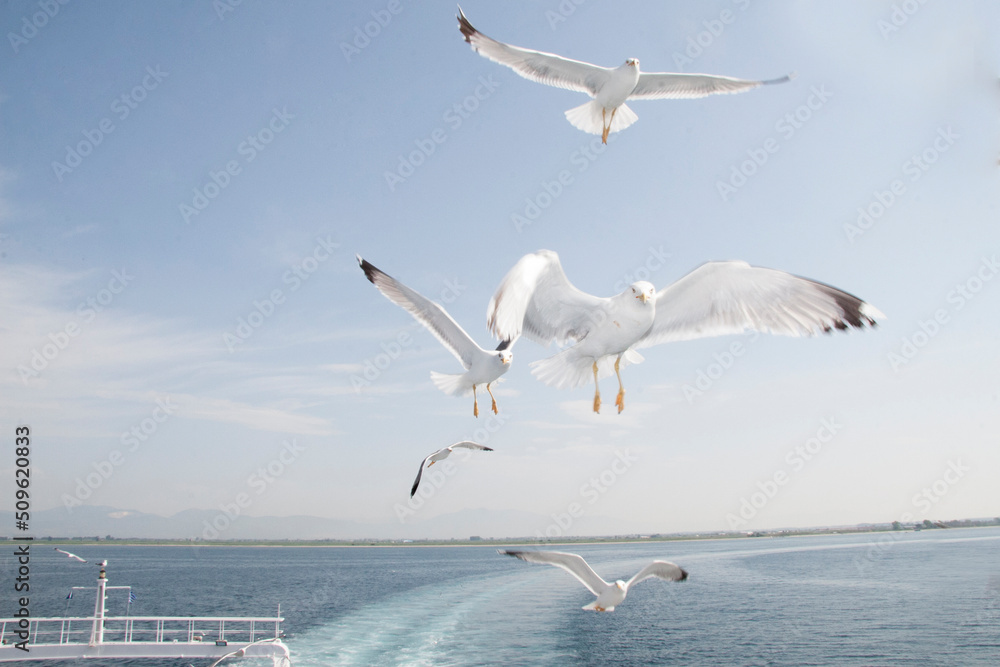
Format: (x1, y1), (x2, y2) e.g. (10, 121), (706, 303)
(530, 348), (644, 389)
(564, 101), (638, 136)
(429, 371), (470, 396)
(582, 600), (614, 612)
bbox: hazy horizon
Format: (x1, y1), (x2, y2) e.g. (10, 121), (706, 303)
(7, 504), (997, 543)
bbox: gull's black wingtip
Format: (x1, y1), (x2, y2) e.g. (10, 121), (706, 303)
(410, 467), (422, 498)
(457, 5), (476, 43)
(763, 72), (796, 86)
(679, 567), (689, 581)
(357, 255), (382, 285)
(495, 338), (514, 352)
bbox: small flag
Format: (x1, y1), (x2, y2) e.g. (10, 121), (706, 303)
(66, 590), (73, 600)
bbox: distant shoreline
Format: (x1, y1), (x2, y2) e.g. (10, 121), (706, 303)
(11, 520), (998, 548)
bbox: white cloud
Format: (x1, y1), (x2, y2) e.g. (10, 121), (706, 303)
(2, 263), (336, 437)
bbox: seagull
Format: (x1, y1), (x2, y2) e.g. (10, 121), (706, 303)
(458, 7), (792, 143)
(488, 250), (884, 414)
(54, 548), (87, 562)
(411, 440), (493, 497)
(499, 550), (687, 612)
(358, 256), (513, 417)
(204, 638), (289, 667)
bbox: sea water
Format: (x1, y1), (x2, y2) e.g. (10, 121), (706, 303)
(13, 527), (1000, 665)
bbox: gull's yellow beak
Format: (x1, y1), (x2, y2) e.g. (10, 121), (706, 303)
(638, 292), (649, 303)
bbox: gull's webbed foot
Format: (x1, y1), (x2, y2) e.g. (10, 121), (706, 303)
(613, 355), (625, 413)
(486, 383), (499, 415)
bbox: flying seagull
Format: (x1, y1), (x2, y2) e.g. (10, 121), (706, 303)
(206, 638), (289, 667)
(358, 256), (513, 417)
(54, 548), (87, 562)
(411, 440), (493, 497)
(488, 250), (884, 414)
(499, 550), (687, 612)
(458, 7), (792, 143)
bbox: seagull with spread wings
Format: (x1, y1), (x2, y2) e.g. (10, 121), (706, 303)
(54, 548), (87, 563)
(499, 550), (687, 612)
(358, 256), (513, 417)
(411, 440), (493, 497)
(458, 7), (792, 143)
(488, 250), (884, 414)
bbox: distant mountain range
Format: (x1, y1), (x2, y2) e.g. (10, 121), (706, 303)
(1, 505), (652, 541)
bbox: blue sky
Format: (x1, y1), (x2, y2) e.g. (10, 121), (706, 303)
(2, 1), (998, 538)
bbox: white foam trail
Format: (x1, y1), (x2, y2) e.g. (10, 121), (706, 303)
(290, 572), (527, 666)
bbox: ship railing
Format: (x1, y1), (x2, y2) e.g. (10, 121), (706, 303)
(0, 615), (283, 647)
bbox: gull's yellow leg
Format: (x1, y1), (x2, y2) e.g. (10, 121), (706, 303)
(486, 382), (498, 415)
(592, 361), (601, 413)
(473, 384), (479, 418)
(614, 355), (625, 414)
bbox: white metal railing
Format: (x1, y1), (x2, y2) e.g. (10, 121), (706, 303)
(0, 615), (282, 648)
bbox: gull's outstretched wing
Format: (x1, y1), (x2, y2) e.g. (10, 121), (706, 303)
(410, 452), (435, 497)
(625, 560), (688, 590)
(451, 441), (494, 453)
(458, 7), (611, 96)
(629, 72), (792, 100)
(638, 261), (883, 349)
(488, 250), (607, 345)
(499, 550), (609, 596)
(359, 256), (485, 369)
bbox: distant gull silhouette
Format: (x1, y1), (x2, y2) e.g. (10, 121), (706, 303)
(54, 548), (87, 563)
(412, 441), (493, 497)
